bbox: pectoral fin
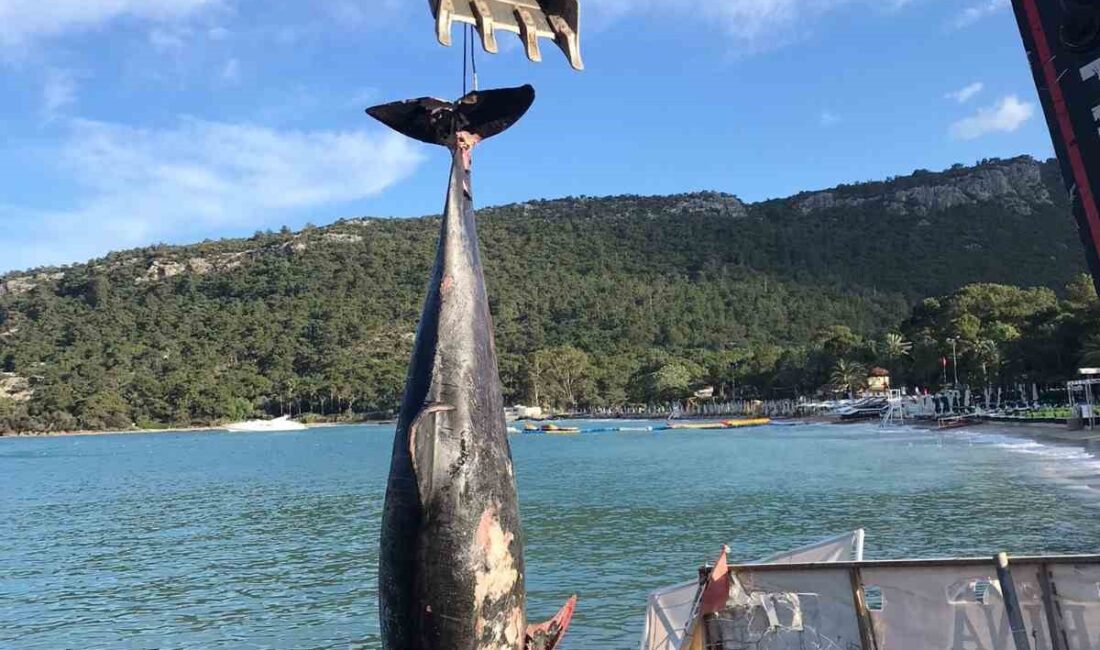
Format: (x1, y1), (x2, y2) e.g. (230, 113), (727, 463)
(408, 403), (456, 506)
(525, 595), (577, 650)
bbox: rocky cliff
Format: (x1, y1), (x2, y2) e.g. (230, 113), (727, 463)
(793, 157), (1053, 216)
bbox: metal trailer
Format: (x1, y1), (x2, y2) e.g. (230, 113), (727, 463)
(1010, 0), (1100, 295)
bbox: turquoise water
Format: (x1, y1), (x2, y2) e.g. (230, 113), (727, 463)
(2, 422), (1099, 649)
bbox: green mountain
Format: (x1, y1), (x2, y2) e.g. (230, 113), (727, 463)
(0, 156), (1088, 432)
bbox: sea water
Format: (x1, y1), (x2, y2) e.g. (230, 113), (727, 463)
(2, 422), (1098, 648)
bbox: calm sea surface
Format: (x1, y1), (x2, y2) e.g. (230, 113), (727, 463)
(2, 421), (1099, 649)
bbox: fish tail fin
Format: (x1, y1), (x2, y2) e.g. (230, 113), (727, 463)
(366, 85), (535, 147)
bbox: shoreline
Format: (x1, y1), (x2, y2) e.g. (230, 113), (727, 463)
(947, 420), (1100, 452)
(0, 419), (396, 440)
(908, 418), (1100, 446)
(0, 425), (222, 439)
(5, 417), (1099, 462)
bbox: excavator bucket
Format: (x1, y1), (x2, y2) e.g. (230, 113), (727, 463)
(428, 0), (583, 71)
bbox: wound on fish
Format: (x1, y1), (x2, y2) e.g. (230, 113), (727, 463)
(473, 507), (519, 609)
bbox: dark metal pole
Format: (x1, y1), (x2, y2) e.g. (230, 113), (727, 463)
(995, 553), (1033, 650)
(1088, 380), (1095, 430)
(950, 338), (959, 387)
(1037, 563), (1068, 650)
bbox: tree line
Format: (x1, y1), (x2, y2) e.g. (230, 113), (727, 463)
(0, 157), (1091, 432)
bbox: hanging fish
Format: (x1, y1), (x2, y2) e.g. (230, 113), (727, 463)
(367, 85), (577, 650)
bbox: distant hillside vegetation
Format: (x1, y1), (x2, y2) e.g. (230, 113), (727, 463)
(0, 156), (1088, 432)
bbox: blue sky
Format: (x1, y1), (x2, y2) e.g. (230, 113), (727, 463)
(0, 0), (1053, 272)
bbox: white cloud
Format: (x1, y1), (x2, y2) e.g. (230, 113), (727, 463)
(348, 87), (379, 108)
(587, 0), (806, 45)
(949, 95), (1035, 140)
(586, 0), (912, 49)
(951, 0), (1009, 29)
(0, 118), (425, 271)
(324, 1), (370, 25)
(322, 0), (403, 26)
(148, 27), (188, 51)
(220, 57), (241, 83)
(0, 0), (221, 47)
(820, 111), (840, 126)
(946, 82), (984, 104)
(41, 69), (77, 120)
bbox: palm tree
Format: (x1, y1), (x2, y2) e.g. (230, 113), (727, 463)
(1083, 334), (1100, 366)
(883, 333), (913, 360)
(974, 339), (1000, 384)
(830, 360), (867, 398)
(880, 332), (913, 380)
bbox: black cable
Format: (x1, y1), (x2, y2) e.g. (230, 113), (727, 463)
(471, 23), (479, 91)
(462, 24), (469, 96)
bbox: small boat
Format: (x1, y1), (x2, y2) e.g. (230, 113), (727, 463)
(722, 418), (771, 428)
(936, 415), (980, 430)
(224, 415), (307, 432)
(524, 422), (540, 432)
(641, 531), (1100, 650)
(585, 425), (656, 434)
(541, 423), (580, 434)
(666, 421), (727, 430)
(666, 419), (771, 430)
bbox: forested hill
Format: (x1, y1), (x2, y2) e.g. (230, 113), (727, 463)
(0, 155), (1088, 431)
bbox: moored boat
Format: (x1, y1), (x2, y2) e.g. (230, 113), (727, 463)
(666, 421), (727, 430)
(835, 397), (888, 421)
(224, 415), (307, 432)
(541, 423), (580, 434)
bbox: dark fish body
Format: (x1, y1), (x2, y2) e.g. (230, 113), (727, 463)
(369, 86), (543, 649)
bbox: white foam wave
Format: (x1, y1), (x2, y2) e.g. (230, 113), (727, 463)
(969, 432), (1100, 481)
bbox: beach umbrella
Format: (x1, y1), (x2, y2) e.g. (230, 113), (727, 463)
(964, 387), (971, 408)
(1032, 383), (1040, 405)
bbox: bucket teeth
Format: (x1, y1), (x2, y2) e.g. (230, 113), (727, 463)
(470, 0), (499, 53)
(514, 7), (543, 63)
(427, 0), (583, 70)
(433, 0), (455, 46)
(547, 13), (582, 71)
